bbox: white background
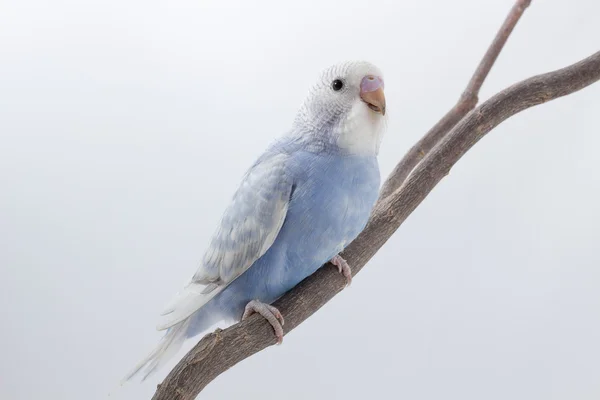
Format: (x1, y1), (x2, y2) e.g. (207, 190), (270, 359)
(1, 1), (599, 399)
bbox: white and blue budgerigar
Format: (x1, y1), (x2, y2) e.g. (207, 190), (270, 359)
(125, 61), (387, 381)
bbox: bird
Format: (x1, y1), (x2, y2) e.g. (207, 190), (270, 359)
(124, 60), (388, 381)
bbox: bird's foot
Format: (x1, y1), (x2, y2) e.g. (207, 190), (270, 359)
(242, 300), (285, 344)
(330, 254), (352, 286)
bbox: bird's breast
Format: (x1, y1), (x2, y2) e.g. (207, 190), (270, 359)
(283, 152), (380, 264)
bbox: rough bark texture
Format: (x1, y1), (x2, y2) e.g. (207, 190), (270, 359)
(379, 0), (532, 198)
(152, 49), (600, 400)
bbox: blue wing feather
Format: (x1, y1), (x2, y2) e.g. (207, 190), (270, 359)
(157, 150), (294, 329)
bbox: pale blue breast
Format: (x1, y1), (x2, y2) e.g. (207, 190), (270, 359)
(206, 149), (380, 322)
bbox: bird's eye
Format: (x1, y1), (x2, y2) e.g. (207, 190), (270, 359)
(331, 79), (344, 91)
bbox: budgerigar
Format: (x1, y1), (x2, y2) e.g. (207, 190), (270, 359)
(125, 61), (387, 381)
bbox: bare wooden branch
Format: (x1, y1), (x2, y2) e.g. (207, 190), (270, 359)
(153, 50), (600, 400)
(379, 0), (532, 199)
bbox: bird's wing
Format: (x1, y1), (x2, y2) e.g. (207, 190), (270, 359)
(156, 152), (294, 330)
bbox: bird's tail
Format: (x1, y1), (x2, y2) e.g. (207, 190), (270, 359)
(122, 318), (191, 383)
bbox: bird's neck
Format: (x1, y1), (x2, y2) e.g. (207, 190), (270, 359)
(292, 102), (386, 157)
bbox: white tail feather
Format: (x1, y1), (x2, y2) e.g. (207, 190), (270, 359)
(156, 282), (223, 331)
(122, 318), (191, 383)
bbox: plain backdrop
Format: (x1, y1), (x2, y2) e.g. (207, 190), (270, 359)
(1, 1), (599, 399)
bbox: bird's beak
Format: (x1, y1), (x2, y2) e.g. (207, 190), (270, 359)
(360, 75), (386, 116)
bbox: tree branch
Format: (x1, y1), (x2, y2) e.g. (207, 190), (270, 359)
(152, 49), (600, 400)
(379, 0), (532, 199)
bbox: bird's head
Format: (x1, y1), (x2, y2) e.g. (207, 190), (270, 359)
(294, 61), (388, 156)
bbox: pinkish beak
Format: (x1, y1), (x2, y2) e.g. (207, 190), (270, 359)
(360, 75), (386, 115)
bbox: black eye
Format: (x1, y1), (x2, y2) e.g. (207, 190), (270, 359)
(331, 79), (344, 91)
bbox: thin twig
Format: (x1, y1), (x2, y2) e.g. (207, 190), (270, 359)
(379, 0), (532, 199)
(153, 50), (600, 400)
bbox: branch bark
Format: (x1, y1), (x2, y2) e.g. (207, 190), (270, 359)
(379, 0), (532, 199)
(152, 49), (600, 400)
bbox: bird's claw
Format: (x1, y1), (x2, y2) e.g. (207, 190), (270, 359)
(242, 300), (285, 344)
(330, 254), (352, 286)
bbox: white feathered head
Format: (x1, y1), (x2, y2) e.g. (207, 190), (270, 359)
(294, 61), (388, 156)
